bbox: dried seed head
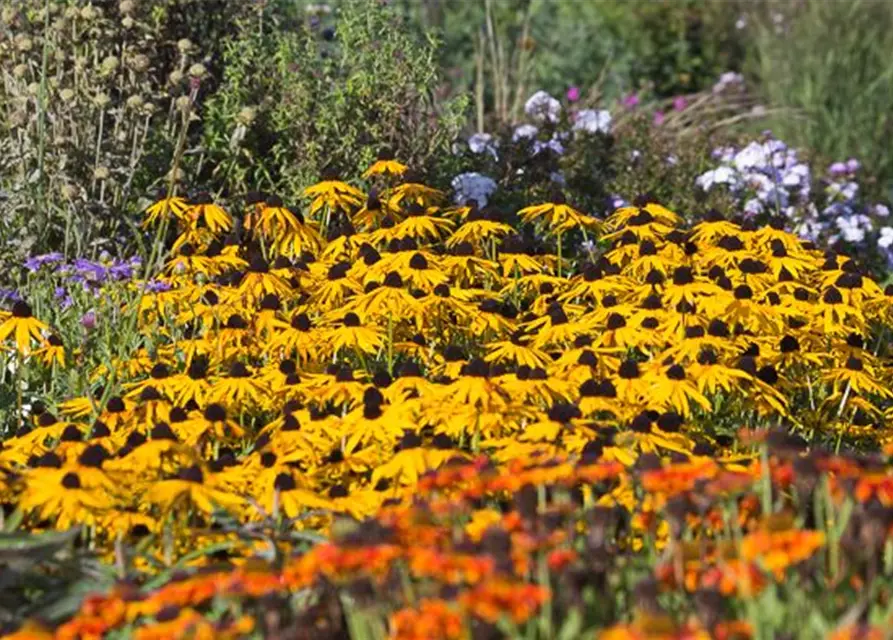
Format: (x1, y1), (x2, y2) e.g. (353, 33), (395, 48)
(93, 166), (110, 180)
(12, 64), (27, 79)
(101, 56), (119, 74)
(237, 106), (257, 126)
(175, 95), (192, 111)
(177, 38), (193, 53)
(188, 63), (207, 78)
(80, 5), (99, 20)
(125, 94), (144, 110)
(93, 93), (111, 108)
(59, 88), (75, 102)
(119, 0), (136, 16)
(128, 54), (149, 72)
(121, 15), (134, 29)
(169, 70), (184, 85)
(14, 35), (33, 52)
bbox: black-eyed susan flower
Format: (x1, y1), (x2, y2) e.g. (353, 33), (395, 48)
(0, 301), (48, 355)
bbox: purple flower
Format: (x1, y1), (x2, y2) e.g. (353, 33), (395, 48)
(72, 258), (109, 282)
(81, 311), (96, 330)
(846, 158), (861, 173)
(566, 86), (580, 102)
(672, 96), (687, 112)
(143, 279), (173, 293)
(828, 162), (848, 176)
(0, 289), (22, 303)
(24, 252), (64, 272)
(653, 110), (665, 126)
(622, 93), (640, 109)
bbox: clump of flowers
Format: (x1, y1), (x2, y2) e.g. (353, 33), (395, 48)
(1, 149), (893, 636)
(695, 134), (891, 272)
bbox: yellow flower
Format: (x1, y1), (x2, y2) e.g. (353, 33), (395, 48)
(0, 301), (48, 355)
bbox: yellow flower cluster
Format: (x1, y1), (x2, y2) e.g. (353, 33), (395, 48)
(0, 161), (892, 636)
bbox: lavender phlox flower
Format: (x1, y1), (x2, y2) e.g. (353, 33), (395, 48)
(512, 124), (539, 142)
(695, 166), (737, 190)
(524, 91), (561, 123)
(827, 181), (859, 201)
(24, 252), (64, 272)
(532, 136), (565, 156)
(878, 227), (893, 249)
(743, 199), (764, 216)
(549, 171), (567, 186)
(468, 133), (499, 160)
(794, 219), (824, 242)
(835, 213), (872, 244)
(874, 204), (890, 218)
(573, 109), (612, 134)
(829, 162), (848, 176)
(712, 146), (736, 162)
(846, 158), (861, 173)
(782, 163), (809, 187)
(451, 172), (497, 208)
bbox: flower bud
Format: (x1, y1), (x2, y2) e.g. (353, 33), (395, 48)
(177, 38), (193, 54)
(93, 166), (110, 180)
(59, 88), (75, 102)
(119, 0), (136, 15)
(122, 16), (134, 29)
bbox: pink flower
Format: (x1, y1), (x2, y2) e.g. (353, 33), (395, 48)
(81, 311), (96, 330)
(653, 110), (665, 126)
(566, 86), (580, 102)
(672, 96), (687, 111)
(622, 92), (639, 109)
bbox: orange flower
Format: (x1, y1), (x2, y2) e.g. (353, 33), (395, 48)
(459, 579), (549, 624)
(738, 529), (825, 579)
(390, 599), (465, 640)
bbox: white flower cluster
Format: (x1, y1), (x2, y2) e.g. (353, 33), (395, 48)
(696, 138), (811, 218)
(451, 172), (497, 207)
(696, 135), (893, 265)
(455, 90), (613, 210)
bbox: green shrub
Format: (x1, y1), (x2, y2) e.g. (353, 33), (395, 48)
(745, 0), (893, 197)
(200, 0), (468, 198)
(0, 1), (259, 267)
